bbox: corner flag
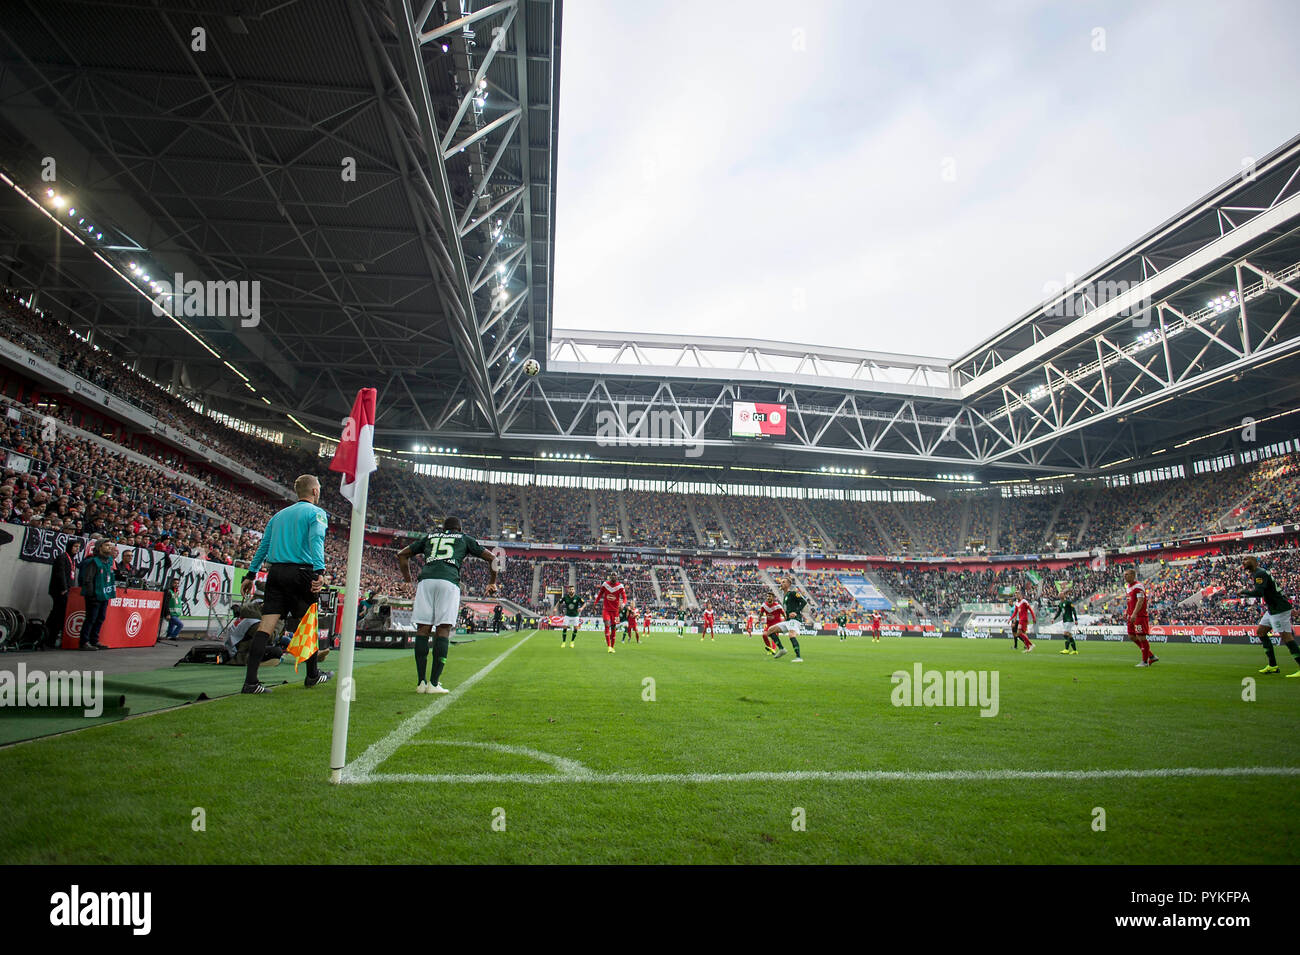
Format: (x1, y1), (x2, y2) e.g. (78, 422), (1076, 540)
(328, 387), (377, 784)
(330, 388), (377, 511)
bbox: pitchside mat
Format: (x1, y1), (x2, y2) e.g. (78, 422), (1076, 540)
(0, 649), (393, 746)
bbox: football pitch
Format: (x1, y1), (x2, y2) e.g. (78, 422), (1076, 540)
(1, 631), (1296, 865)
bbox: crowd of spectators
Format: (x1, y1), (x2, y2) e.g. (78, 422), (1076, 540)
(896, 500), (961, 555)
(452, 550), (532, 606)
(623, 490), (698, 548)
(797, 570), (866, 624)
(683, 561), (767, 617)
(875, 562), (1124, 623)
(0, 395), (269, 563)
(713, 494), (793, 551)
(0, 289), (329, 487)
(966, 498), (997, 552)
(1050, 489), (1092, 549)
(8, 283), (1300, 618)
(1084, 481), (1170, 547)
(494, 483), (526, 539)
(1154, 466), (1254, 542)
(1226, 453), (1300, 530)
(998, 493), (1058, 554)
(537, 559), (571, 596)
(802, 498), (888, 553)
(590, 488), (623, 541)
(873, 503), (913, 554)
(531, 486), (591, 544)
(1105, 540), (1300, 626)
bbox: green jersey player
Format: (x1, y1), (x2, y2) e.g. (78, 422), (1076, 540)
(557, 586), (585, 648)
(1052, 597), (1079, 654)
(398, 516), (498, 694)
(762, 577), (808, 663)
(1242, 556), (1298, 676)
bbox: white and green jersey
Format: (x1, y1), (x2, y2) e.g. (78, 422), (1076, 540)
(410, 531), (488, 587)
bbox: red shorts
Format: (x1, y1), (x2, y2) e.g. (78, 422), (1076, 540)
(1127, 620), (1148, 637)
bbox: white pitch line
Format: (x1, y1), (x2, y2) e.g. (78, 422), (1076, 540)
(345, 765), (1300, 786)
(408, 739), (595, 777)
(340, 632), (534, 782)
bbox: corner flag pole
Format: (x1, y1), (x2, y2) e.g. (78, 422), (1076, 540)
(329, 469), (370, 784)
(328, 386), (377, 784)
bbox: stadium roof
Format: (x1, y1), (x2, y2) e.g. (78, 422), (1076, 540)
(0, 0), (559, 435)
(0, 2), (1298, 490)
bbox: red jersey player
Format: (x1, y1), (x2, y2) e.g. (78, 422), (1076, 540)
(745, 611), (755, 635)
(594, 575), (626, 653)
(1010, 592), (1036, 653)
(642, 607), (651, 635)
(758, 591), (786, 658)
(870, 611), (882, 642)
(702, 605), (715, 641)
(1124, 567), (1158, 667)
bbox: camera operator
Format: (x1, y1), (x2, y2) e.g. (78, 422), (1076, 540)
(224, 591), (285, 667)
(358, 598), (391, 632)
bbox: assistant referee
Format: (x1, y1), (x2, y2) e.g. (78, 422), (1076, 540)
(238, 474), (331, 694)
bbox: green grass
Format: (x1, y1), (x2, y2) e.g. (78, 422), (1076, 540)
(0, 630), (1296, 864)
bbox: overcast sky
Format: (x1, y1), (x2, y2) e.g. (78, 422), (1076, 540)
(552, 0), (1300, 360)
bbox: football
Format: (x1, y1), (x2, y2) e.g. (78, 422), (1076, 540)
(522, 357), (540, 376)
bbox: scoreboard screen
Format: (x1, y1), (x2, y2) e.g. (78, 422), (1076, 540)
(732, 401), (787, 438)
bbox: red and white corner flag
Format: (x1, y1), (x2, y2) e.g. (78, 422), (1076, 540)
(329, 388), (377, 511)
(328, 387), (378, 783)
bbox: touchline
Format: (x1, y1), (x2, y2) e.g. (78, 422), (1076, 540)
(0, 664), (104, 717)
(49, 885), (151, 935)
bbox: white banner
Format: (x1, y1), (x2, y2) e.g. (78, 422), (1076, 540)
(116, 546), (238, 621)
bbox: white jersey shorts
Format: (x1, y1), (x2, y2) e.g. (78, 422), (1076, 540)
(773, 618), (806, 635)
(1260, 609), (1293, 633)
(563, 615), (581, 629)
(413, 577), (462, 628)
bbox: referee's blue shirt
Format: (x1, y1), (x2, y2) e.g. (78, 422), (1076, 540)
(248, 500), (328, 573)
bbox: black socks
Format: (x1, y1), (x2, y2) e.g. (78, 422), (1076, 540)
(415, 633), (430, 683)
(430, 635), (451, 685)
(243, 629), (269, 685)
(1262, 633), (1277, 667)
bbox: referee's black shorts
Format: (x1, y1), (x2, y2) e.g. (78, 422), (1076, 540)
(261, 563), (318, 619)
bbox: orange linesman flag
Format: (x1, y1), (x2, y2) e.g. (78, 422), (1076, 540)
(286, 603), (319, 671)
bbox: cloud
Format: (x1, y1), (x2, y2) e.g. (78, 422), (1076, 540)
(553, 0), (1300, 359)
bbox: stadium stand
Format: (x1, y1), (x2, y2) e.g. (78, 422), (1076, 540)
(681, 561), (768, 617)
(5, 280), (1300, 623)
(624, 489), (697, 548)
